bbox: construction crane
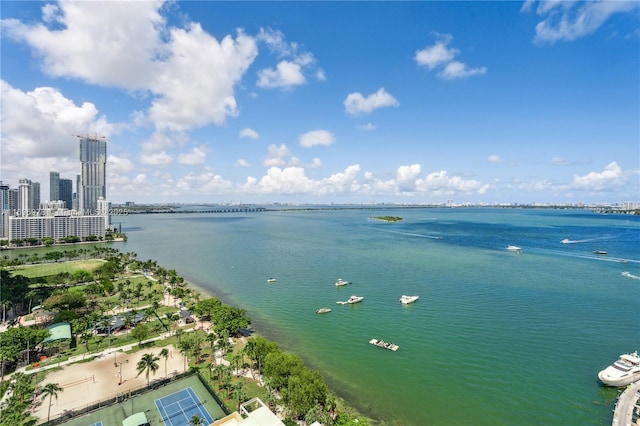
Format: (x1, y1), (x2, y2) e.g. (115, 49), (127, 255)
(74, 133), (109, 141)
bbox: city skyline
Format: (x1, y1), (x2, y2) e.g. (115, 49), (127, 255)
(1, 1), (638, 205)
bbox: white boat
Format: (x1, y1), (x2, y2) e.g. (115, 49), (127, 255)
(316, 307), (331, 314)
(347, 295), (364, 304)
(400, 295), (419, 304)
(335, 278), (350, 286)
(506, 245), (522, 252)
(593, 250), (607, 255)
(369, 338), (399, 351)
(267, 278), (277, 283)
(598, 351), (640, 387)
(560, 238), (571, 244)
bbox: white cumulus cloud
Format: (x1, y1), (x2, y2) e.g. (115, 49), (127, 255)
(571, 162), (626, 191)
(239, 128), (259, 139)
(299, 130), (335, 148)
(344, 88), (399, 115)
(140, 151), (173, 167)
(415, 33), (487, 80)
(2, 2), (259, 132)
(177, 146), (207, 165)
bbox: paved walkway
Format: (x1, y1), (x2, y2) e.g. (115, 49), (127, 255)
(612, 381), (640, 426)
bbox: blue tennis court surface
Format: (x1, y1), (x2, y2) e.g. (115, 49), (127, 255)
(154, 387), (213, 426)
(88, 422), (102, 426)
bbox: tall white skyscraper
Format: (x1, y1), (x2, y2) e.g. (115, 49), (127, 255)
(18, 178), (39, 211)
(78, 135), (107, 213)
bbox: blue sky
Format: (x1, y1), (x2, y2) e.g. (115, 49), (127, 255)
(1, 1), (638, 205)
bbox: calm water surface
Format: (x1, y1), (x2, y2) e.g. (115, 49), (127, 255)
(115, 208), (640, 425)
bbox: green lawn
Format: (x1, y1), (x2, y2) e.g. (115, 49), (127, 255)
(11, 259), (106, 277)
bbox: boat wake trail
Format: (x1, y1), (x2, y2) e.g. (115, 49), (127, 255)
(377, 229), (442, 240)
(622, 272), (640, 280)
(561, 237), (605, 244)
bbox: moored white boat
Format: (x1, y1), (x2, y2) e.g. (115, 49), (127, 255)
(369, 338), (399, 351)
(400, 295), (419, 304)
(267, 278), (277, 283)
(316, 307), (331, 314)
(335, 278), (350, 286)
(506, 245), (522, 252)
(597, 351), (640, 387)
(347, 295), (363, 304)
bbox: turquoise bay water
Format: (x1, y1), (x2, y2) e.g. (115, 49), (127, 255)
(116, 208), (640, 425)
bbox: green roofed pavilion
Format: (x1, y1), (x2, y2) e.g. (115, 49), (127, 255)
(43, 322), (72, 343)
(122, 412), (149, 426)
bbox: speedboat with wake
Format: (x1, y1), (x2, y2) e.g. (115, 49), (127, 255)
(597, 351), (640, 387)
(337, 295), (364, 304)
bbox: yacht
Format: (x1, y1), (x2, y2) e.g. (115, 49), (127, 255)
(506, 245), (522, 252)
(597, 351), (640, 387)
(335, 278), (350, 286)
(347, 295), (364, 304)
(316, 307), (331, 314)
(400, 295), (419, 304)
(267, 278), (277, 283)
(593, 250), (607, 255)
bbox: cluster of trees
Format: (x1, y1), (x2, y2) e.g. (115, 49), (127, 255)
(193, 298), (251, 337)
(242, 336), (334, 423)
(0, 235), (97, 247)
(0, 326), (50, 381)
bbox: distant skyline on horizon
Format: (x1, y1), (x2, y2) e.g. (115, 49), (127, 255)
(1, 1), (638, 205)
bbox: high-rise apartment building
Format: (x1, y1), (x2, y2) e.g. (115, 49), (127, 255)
(78, 135), (107, 213)
(0, 181), (9, 210)
(50, 171), (60, 202)
(31, 182), (40, 210)
(60, 178), (73, 209)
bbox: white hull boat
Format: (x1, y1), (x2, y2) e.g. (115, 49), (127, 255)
(400, 295), (419, 304)
(598, 351), (640, 387)
(335, 278), (350, 286)
(338, 295), (364, 304)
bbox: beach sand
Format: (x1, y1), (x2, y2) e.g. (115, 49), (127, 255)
(33, 344), (186, 422)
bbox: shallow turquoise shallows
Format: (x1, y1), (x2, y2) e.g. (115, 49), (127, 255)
(116, 207), (640, 426)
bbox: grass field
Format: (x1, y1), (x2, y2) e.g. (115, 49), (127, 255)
(11, 259), (106, 277)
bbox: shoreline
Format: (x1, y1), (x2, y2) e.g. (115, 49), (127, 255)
(155, 264), (377, 422)
(0, 251), (372, 424)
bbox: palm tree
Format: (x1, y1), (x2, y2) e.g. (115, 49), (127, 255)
(235, 381), (246, 411)
(41, 382), (63, 422)
(136, 353), (160, 387)
(189, 414), (203, 426)
(206, 333), (217, 362)
(159, 348), (169, 378)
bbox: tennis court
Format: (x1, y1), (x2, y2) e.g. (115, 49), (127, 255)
(155, 387), (214, 426)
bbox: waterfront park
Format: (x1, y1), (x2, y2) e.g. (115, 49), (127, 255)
(0, 245), (368, 426)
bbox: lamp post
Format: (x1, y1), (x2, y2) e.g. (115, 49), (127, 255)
(116, 359), (129, 385)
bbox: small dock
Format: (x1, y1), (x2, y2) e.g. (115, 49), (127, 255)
(369, 338), (399, 351)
